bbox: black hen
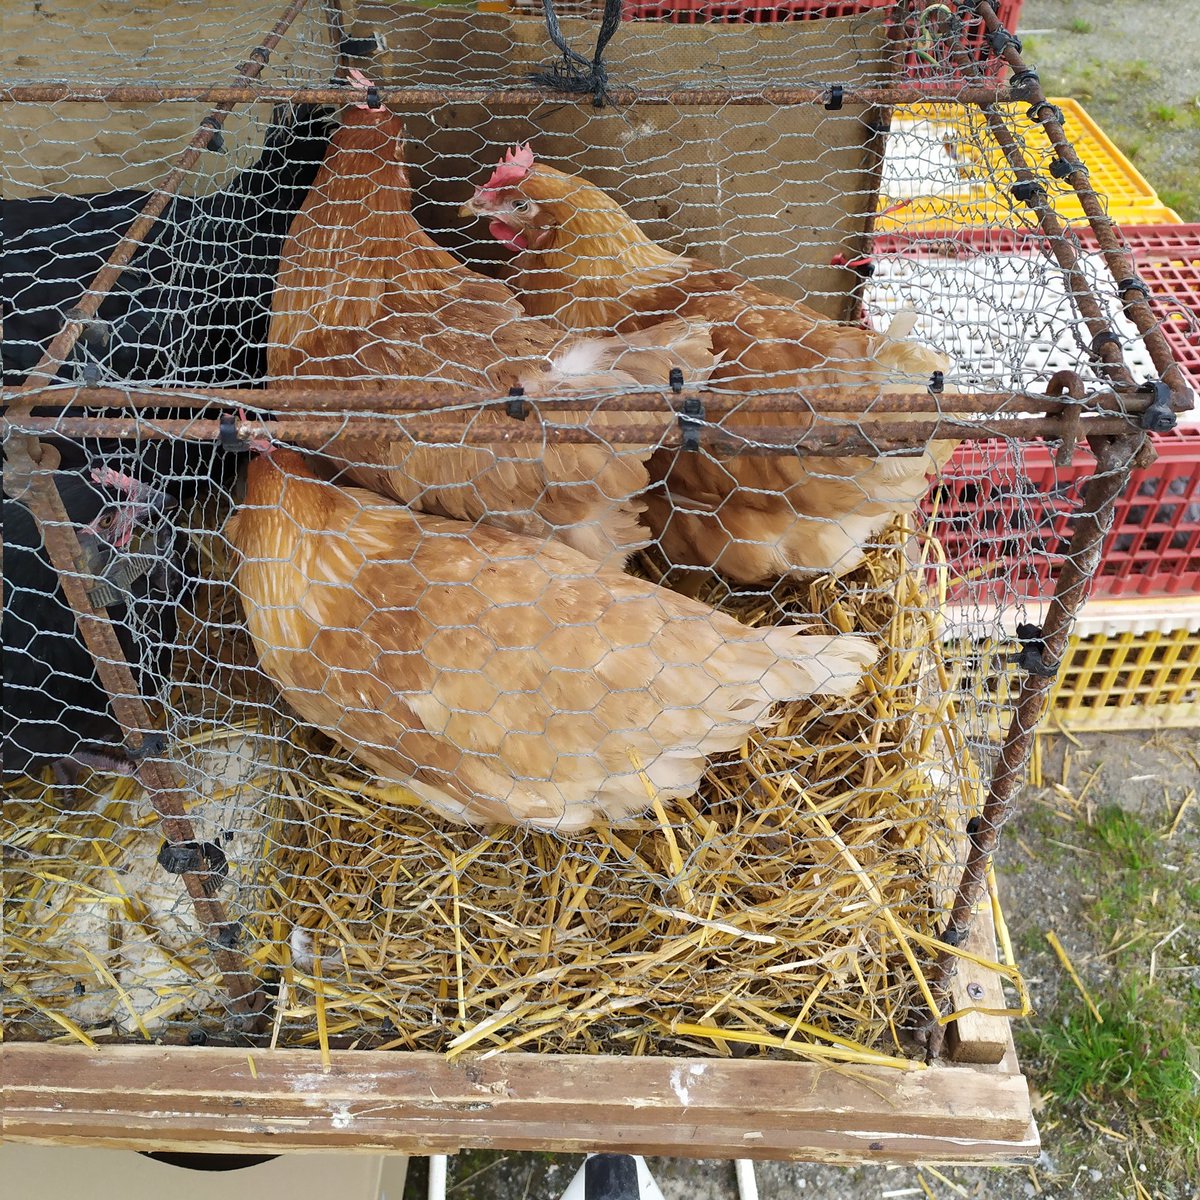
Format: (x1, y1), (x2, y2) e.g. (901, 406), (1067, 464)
(2, 464), (188, 784)
(2, 103), (336, 387)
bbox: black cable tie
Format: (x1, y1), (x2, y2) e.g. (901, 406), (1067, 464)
(1049, 157), (1087, 180)
(73, 981), (86, 997)
(1014, 622), (1059, 678)
(965, 815), (984, 846)
(824, 84), (844, 111)
(218, 411), (247, 452)
(1118, 276), (1151, 300)
(1027, 101), (1065, 127)
(928, 370), (945, 395)
(1138, 379), (1178, 433)
(249, 46), (271, 65)
(201, 116), (226, 153)
(1009, 68), (1041, 100)
(1090, 329), (1121, 357)
(1010, 179), (1046, 206)
(669, 367), (685, 395)
(156, 840), (229, 886)
(939, 924), (965, 949)
(186, 1027), (209, 1046)
(506, 386), (528, 421)
(215, 920), (243, 950)
(365, 83), (382, 110)
(340, 33), (384, 57)
(128, 732), (167, 761)
(986, 27), (1022, 55)
(679, 396), (704, 453)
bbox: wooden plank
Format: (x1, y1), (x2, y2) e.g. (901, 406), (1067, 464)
(947, 902), (1013, 1065)
(2, 1044), (1038, 1164)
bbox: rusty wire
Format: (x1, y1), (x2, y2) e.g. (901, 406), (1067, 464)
(0, 82), (1014, 107)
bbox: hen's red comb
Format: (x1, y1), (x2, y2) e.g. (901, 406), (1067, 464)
(484, 143), (534, 191)
(90, 466), (142, 496)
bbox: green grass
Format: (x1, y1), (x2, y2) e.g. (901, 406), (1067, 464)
(1090, 806), (1156, 871)
(1149, 103), (1182, 125)
(1035, 983), (1200, 1158)
(1067, 18), (1093, 35)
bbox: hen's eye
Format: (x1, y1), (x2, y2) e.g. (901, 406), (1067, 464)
(98, 512), (116, 530)
(512, 198), (531, 213)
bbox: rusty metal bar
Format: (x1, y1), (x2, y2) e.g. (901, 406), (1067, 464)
(0, 82), (1013, 107)
(918, 2), (1179, 1047)
(972, 0), (1193, 407)
(920, 432), (1147, 1056)
(3, 454), (263, 1020)
(1, 0), (316, 1027)
(8, 0), (311, 394)
(2, 411), (1151, 455)
(4, 381), (1162, 417)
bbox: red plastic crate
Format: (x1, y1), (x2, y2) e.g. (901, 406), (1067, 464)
(929, 428), (1200, 603)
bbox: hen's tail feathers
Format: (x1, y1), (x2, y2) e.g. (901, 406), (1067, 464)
(759, 631), (879, 701)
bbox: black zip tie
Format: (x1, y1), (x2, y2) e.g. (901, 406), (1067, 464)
(679, 396), (704, 453)
(249, 46), (271, 65)
(1027, 101), (1065, 127)
(506, 385), (528, 420)
(1138, 379), (1178, 433)
(201, 116), (226, 153)
(669, 367), (685, 395)
(187, 1027), (209, 1046)
(1010, 180), (1046, 206)
(215, 920), (243, 950)
(965, 815), (985, 847)
(365, 82), (382, 110)
(1015, 622), (1059, 678)
(128, 731), (167, 761)
(824, 84), (844, 111)
(1118, 277), (1151, 300)
(219, 411), (247, 452)
(156, 840), (230, 887)
(928, 370), (945, 395)
(1090, 329), (1121, 357)
(63, 307), (111, 351)
(1009, 68), (1041, 100)
(340, 33), (384, 57)
(73, 981), (86, 997)
(1050, 157), (1087, 180)
(986, 27), (1021, 55)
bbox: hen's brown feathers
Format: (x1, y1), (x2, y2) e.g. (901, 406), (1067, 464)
(228, 449), (876, 829)
(269, 111), (717, 566)
(473, 160), (957, 579)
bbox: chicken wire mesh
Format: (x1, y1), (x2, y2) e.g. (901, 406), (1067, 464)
(1, 0), (1186, 1062)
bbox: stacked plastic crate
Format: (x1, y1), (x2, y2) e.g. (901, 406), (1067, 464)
(869, 77), (1199, 732)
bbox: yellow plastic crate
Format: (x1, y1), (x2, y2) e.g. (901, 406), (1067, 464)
(960, 618), (1200, 735)
(879, 97), (1168, 231)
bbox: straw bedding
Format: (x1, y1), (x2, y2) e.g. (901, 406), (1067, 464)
(1, 515), (1023, 1062)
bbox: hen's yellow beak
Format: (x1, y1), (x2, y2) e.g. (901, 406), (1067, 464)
(459, 199), (479, 219)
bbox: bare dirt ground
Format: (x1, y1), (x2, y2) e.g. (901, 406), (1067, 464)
(400, 3), (1200, 1196)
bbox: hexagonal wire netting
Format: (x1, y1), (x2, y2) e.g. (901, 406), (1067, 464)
(1, 0), (1188, 1062)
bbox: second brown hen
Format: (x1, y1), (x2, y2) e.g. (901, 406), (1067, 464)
(269, 97), (716, 567)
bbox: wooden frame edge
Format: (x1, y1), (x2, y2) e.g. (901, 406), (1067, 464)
(1, 1043), (1039, 1164)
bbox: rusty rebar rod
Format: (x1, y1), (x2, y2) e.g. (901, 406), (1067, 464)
(918, 2), (1184, 1046)
(921, 433), (1147, 1054)
(0, 82), (1013, 107)
(1, 0), (317, 1026)
(972, 0), (1193, 407)
(1, 411), (1153, 455)
(4, 381), (1163, 417)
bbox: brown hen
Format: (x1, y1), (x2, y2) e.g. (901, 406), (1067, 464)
(463, 147), (957, 581)
(226, 447), (877, 830)
(268, 100), (716, 567)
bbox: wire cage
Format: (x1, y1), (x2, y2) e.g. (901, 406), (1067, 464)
(1, 0), (1193, 1165)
